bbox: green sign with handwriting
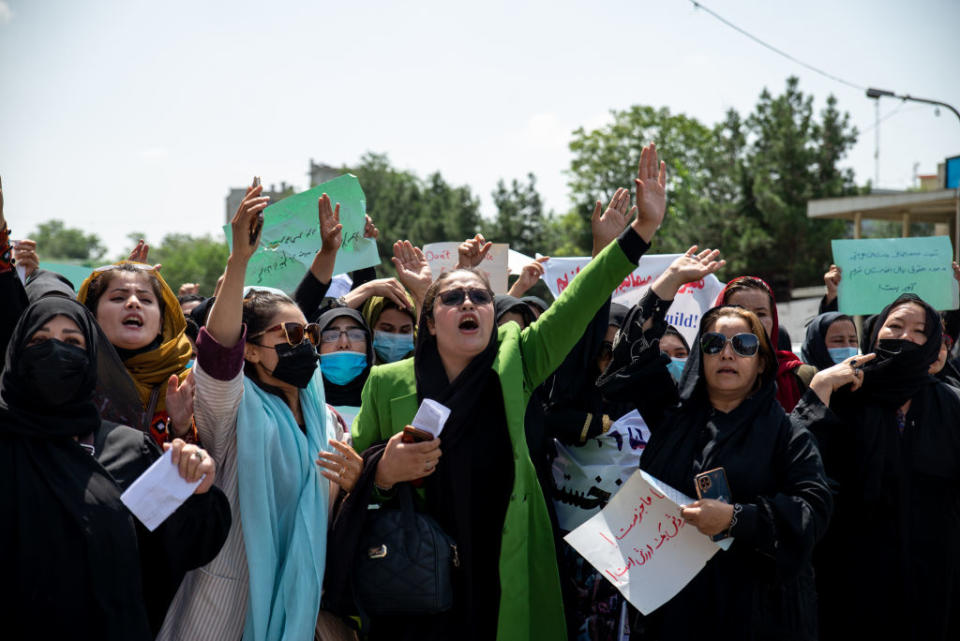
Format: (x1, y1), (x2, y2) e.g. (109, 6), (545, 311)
(831, 236), (958, 315)
(224, 174), (380, 293)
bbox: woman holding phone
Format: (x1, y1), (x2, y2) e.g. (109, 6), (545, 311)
(598, 291), (832, 639)
(344, 144), (667, 641)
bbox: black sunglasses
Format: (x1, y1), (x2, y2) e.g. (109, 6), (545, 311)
(700, 332), (760, 357)
(437, 287), (493, 307)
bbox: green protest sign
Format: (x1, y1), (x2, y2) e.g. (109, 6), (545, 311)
(831, 236), (959, 315)
(224, 174), (380, 293)
(36, 262), (94, 290)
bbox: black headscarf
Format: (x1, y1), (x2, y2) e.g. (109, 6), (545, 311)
(855, 294), (942, 409)
(318, 307), (374, 406)
(801, 312), (852, 371)
(494, 294), (536, 327)
(0, 297), (151, 640)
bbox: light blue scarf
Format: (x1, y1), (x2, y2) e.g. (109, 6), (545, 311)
(237, 367), (329, 641)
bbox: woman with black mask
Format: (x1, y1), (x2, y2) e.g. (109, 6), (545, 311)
(159, 187), (362, 641)
(0, 296), (229, 640)
(598, 303), (832, 641)
(792, 293), (960, 641)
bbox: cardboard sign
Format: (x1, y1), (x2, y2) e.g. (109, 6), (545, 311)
(541, 255), (724, 347)
(422, 241), (509, 294)
(831, 236), (959, 315)
(224, 174), (380, 293)
(564, 469), (729, 615)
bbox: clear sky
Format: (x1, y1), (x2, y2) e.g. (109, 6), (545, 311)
(1, 0), (958, 257)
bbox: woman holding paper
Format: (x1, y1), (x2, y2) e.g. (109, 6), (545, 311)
(158, 185), (362, 641)
(793, 293), (960, 641)
(598, 302), (832, 640)
(0, 295), (229, 640)
(341, 143), (667, 641)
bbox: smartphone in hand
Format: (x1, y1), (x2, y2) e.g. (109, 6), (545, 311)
(694, 467), (733, 541)
(249, 176), (263, 245)
(401, 425), (434, 444)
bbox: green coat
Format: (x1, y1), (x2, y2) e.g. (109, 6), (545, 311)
(352, 238), (637, 641)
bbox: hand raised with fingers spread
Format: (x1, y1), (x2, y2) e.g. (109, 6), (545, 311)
(318, 193), (343, 257)
(392, 240), (433, 304)
(128, 239), (150, 264)
(230, 184), (269, 261)
(591, 187), (635, 257)
(457, 233), (493, 268)
(633, 142), (667, 242)
(508, 256), (550, 298)
(652, 246), (725, 300)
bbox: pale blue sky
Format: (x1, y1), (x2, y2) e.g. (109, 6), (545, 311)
(1, 0), (958, 256)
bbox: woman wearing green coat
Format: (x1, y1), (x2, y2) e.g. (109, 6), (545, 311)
(351, 143), (668, 641)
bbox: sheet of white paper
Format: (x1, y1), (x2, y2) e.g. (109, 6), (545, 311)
(564, 468), (732, 614)
(411, 399), (451, 438)
(120, 449), (203, 531)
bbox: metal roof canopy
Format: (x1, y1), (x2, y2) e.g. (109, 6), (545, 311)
(807, 188), (960, 260)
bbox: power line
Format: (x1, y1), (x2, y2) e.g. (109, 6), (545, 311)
(688, 0), (867, 92)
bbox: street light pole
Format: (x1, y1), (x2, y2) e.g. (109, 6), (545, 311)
(866, 87), (960, 127)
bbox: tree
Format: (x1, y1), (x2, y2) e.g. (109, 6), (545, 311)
(486, 173), (549, 255)
(29, 219), (106, 263)
(148, 234), (229, 296)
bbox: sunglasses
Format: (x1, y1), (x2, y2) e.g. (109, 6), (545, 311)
(700, 332), (760, 357)
(437, 287), (493, 307)
(320, 327), (367, 344)
(249, 321), (321, 346)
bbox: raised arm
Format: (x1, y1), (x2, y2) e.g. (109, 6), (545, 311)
(293, 194), (343, 318)
(206, 184), (268, 347)
(391, 239), (433, 316)
(0, 182), (31, 359)
(520, 143), (667, 388)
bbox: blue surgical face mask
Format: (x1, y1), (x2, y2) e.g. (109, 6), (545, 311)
(373, 330), (414, 363)
(666, 357), (687, 382)
(828, 346), (859, 364)
(320, 351), (368, 386)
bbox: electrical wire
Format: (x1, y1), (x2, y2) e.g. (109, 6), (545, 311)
(688, 0), (867, 92)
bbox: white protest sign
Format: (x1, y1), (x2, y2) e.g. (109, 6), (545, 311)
(564, 469), (727, 615)
(552, 410), (650, 531)
(423, 242), (509, 294)
(540, 255), (724, 347)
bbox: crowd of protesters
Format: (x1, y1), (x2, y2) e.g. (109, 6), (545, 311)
(2, 141), (959, 641)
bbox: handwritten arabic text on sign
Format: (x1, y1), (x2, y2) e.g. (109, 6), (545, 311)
(564, 469), (725, 614)
(831, 236), (959, 315)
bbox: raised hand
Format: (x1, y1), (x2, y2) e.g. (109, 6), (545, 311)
(392, 240), (433, 304)
(178, 283), (201, 297)
(318, 193), (343, 256)
(12, 239), (38, 278)
(363, 214), (379, 240)
(652, 246), (725, 300)
(163, 438), (216, 494)
(809, 352), (878, 406)
(824, 264), (842, 302)
(343, 277), (411, 311)
(590, 187), (635, 257)
(128, 239), (149, 263)
(457, 233), (493, 268)
(633, 142), (667, 242)
(165, 371), (196, 439)
(508, 256), (550, 298)
(229, 184), (269, 261)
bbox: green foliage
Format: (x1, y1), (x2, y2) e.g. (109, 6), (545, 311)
(148, 234), (229, 296)
(30, 219), (106, 263)
(565, 76), (861, 294)
(486, 173), (549, 255)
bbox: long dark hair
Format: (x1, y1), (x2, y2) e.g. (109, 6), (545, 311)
(241, 289), (297, 386)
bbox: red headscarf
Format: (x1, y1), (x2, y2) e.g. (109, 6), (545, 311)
(715, 276), (804, 411)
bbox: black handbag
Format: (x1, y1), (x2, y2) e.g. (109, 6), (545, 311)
(352, 483), (459, 616)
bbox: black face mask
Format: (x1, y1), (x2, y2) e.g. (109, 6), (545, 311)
(269, 341), (319, 389)
(19, 340), (91, 407)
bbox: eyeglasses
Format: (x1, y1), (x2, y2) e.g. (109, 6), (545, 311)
(437, 287), (493, 307)
(249, 321), (322, 346)
(320, 327), (368, 344)
(700, 332), (760, 357)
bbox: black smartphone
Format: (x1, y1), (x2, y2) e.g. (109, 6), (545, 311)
(694, 467), (733, 541)
(249, 176), (263, 245)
